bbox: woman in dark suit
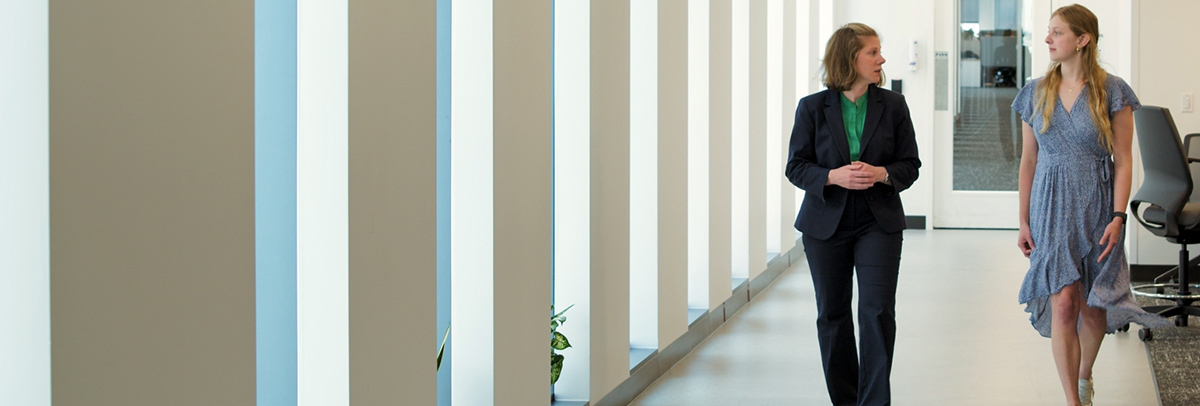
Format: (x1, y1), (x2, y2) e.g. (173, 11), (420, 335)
(785, 23), (921, 406)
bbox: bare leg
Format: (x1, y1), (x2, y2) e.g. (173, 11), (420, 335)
(1050, 283), (1083, 406)
(1078, 299), (1107, 380)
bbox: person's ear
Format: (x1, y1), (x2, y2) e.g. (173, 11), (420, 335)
(1077, 33), (1091, 50)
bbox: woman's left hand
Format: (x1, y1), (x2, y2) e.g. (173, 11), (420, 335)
(851, 161), (888, 184)
(1097, 219), (1124, 262)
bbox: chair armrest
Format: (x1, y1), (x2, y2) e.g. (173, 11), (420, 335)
(1131, 200), (1178, 237)
(1185, 133), (1200, 158)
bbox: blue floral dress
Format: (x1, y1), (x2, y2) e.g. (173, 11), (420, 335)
(1012, 74), (1170, 337)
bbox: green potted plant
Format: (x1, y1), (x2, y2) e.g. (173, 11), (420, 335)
(550, 304), (574, 387)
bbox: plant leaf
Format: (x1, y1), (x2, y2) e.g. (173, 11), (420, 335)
(551, 353), (565, 384)
(551, 304), (574, 320)
(550, 319), (559, 330)
(551, 331), (572, 350)
(437, 324), (450, 371)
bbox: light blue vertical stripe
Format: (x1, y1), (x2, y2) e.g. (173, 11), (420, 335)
(255, 0), (298, 405)
(436, 0), (452, 405)
(0, 2), (50, 405)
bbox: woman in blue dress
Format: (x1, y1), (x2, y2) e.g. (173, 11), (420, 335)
(1012, 4), (1169, 406)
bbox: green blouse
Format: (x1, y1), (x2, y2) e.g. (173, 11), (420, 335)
(840, 92), (868, 162)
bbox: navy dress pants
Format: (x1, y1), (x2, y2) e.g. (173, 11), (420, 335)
(801, 191), (902, 406)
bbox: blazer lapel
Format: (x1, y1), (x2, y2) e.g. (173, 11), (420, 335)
(823, 90), (851, 164)
(859, 85), (884, 155)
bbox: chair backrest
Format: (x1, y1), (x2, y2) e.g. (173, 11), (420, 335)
(1133, 106), (1192, 222)
(1185, 134), (1200, 203)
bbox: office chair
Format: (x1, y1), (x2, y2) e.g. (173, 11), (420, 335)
(1129, 105), (1200, 341)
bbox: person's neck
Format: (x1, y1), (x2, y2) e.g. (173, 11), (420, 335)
(1059, 58), (1085, 86)
(842, 82), (870, 102)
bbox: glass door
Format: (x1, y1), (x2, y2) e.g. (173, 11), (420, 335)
(934, 0), (1036, 228)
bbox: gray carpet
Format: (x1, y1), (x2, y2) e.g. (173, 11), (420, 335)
(1133, 294), (1200, 406)
(953, 87), (1021, 191)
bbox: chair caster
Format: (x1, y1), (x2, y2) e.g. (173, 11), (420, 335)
(1117, 323), (1130, 332)
(1139, 328), (1154, 342)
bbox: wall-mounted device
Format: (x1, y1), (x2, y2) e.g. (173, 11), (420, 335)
(908, 40), (918, 72)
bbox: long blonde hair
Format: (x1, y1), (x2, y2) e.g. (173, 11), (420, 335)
(822, 23), (885, 91)
(1035, 4), (1113, 152)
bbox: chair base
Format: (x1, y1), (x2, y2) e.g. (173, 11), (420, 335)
(1130, 242), (1200, 331)
(1132, 284), (1200, 327)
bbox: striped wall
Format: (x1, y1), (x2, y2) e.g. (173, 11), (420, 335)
(5, 1), (820, 405)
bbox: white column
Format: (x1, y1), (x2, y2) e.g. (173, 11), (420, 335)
(297, 1), (350, 404)
(709, 0), (734, 306)
(629, 0), (660, 353)
(591, 0), (632, 396)
(493, 1), (553, 404)
(658, 0), (690, 349)
(553, 0), (592, 400)
(450, 0), (495, 404)
(0, 2), (49, 405)
(347, 0), (437, 404)
(49, 2), (255, 404)
(747, 0), (768, 280)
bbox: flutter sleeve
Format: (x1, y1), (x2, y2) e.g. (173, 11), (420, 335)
(1012, 78), (1040, 125)
(1106, 75), (1141, 113)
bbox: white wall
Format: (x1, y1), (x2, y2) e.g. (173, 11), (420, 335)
(836, 0), (936, 221)
(1133, 0), (1200, 264)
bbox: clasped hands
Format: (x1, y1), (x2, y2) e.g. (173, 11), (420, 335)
(826, 161), (887, 190)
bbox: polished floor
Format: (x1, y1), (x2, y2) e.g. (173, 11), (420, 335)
(630, 229), (1159, 406)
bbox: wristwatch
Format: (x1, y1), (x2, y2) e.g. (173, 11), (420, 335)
(1113, 212), (1127, 223)
(883, 171), (890, 184)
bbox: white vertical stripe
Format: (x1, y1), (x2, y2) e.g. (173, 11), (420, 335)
(297, 1), (350, 404)
(0, 2), (50, 405)
(731, 0), (750, 280)
(766, 0), (783, 256)
(553, 0), (591, 399)
(629, 0), (659, 350)
(780, 0), (798, 254)
(450, 0), (494, 404)
(688, 0), (711, 309)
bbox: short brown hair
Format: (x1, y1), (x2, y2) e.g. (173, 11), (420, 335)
(822, 23), (885, 91)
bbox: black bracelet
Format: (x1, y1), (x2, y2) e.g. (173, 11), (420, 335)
(1113, 212), (1128, 222)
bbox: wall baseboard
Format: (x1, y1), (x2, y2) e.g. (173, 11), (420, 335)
(583, 239), (805, 406)
(1130, 264), (1199, 283)
(905, 215), (926, 229)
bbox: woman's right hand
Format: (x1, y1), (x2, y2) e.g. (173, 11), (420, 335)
(1017, 225), (1035, 258)
(826, 163), (875, 190)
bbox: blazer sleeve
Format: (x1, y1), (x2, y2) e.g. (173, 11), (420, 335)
(785, 97), (832, 202)
(882, 95), (920, 193)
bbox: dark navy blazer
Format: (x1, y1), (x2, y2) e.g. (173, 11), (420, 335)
(785, 84), (922, 240)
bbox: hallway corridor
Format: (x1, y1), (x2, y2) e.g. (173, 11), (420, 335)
(630, 229), (1158, 406)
